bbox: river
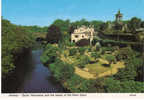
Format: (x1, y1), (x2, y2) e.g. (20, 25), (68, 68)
(2, 49), (66, 93)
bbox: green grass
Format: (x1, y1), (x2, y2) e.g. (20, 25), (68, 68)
(86, 63), (109, 75)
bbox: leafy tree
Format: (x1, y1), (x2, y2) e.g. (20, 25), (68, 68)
(90, 20), (104, 31)
(53, 19), (70, 33)
(2, 19), (35, 77)
(46, 25), (62, 43)
(105, 78), (144, 93)
(128, 17), (141, 32)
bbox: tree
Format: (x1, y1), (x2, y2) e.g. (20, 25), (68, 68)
(128, 17), (141, 32)
(105, 78), (144, 93)
(2, 19), (35, 77)
(46, 25), (62, 43)
(53, 19), (70, 33)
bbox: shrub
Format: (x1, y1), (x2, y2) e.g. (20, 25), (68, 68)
(49, 58), (74, 81)
(66, 74), (91, 92)
(78, 47), (86, 55)
(105, 78), (144, 93)
(91, 52), (100, 61)
(105, 55), (115, 66)
(69, 48), (77, 56)
(77, 55), (90, 68)
(40, 44), (59, 64)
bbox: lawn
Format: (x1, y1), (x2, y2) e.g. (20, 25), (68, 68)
(86, 63), (110, 75)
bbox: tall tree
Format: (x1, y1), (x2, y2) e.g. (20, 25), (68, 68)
(46, 25), (62, 43)
(128, 17), (141, 32)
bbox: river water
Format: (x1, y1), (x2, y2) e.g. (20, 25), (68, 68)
(2, 49), (66, 93)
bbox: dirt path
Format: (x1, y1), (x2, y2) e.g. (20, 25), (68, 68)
(75, 67), (95, 79)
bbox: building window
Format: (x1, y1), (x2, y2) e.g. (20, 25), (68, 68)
(82, 35), (84, 38)
(75, 35), (78, 38)
(73, 40), (75, 42)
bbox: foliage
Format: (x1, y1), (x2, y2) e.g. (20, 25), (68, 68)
(105, 78), (144, 93)
(105, 55), (115, 66)
(66, 74), (92, 92)
(78, 47), (86, 55)
(21, 25), (48, 33)
(91, 52), (100, 60)
(49, 59), (74, 82)
(40, 44), (59, 64)
(2, 19), (35, 77)
(87, 78), (105, 92)
(69, 48), (77, 56)
(115, 46), (135, 61)
(77, 55), (90, 68)
(128, 17), (141, 32)
(114, 57), (142, 81)
(52, 19), (70, 33)
(46, 25), (62, 43)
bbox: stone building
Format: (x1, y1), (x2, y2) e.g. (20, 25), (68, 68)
(115, 9), (123, 23)
(71, 25), (95, 45)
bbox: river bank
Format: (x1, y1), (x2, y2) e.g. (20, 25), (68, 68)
(2, 49), (67, 93)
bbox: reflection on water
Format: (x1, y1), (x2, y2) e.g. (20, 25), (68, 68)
(2, 49), (65, 93)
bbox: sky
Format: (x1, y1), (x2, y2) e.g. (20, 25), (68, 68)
(2, 0), (144, 26)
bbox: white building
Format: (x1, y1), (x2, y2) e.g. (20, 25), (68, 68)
(71, 25), (96, 45)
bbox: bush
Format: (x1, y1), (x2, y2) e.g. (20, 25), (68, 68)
(40, 44), (59, 65)
(76, 39), (90, 46)
(69, 48), (77, 56)
(105, 78), (144, 93)
(105, 55), (115, 66)
(49, 58), (74, 81)
(91, 52), (100, 61)
(66, 74), (91, 92)
(78, 47), (86, 55)
(77, 55), (90, 68)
